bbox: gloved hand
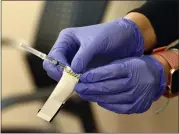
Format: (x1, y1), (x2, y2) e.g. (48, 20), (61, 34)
(43, 18), (144, 81)
(75, 56), (166, 114)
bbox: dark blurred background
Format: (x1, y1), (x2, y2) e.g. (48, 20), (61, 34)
(2, 1), (178, 133)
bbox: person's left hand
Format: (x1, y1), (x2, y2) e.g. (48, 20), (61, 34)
(75, 56), (166, 114)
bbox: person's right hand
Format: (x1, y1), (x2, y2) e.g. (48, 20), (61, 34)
(74, 55), (166, 114)
(43, 18), (144, 81)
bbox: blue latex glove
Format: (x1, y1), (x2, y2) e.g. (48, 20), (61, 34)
(75, 56), (166, 114)
(43, 18), (144, 81)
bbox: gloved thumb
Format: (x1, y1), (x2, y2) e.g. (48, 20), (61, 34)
(71, 46), (96, 73)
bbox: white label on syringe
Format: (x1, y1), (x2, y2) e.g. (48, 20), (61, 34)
(37, 67), (79, 122)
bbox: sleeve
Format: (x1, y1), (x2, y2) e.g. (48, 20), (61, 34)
(129, 0), (178, 47)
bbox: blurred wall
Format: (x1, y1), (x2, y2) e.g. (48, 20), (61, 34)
(2, 1), (53, 131)
(2, 1), (44, 46)
(2, 1), (178, 133)
(102, 1), (145, 22)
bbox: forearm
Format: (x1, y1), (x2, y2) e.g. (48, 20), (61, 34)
(152, 53), (171, 84)
(125, 0), (178, 51)
(124, 12), (157, 51)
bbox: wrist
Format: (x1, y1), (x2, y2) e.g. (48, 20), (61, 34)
(152, 48), (179, 98)
(124, 12), (157, 51)
(141, 55), (166, 100)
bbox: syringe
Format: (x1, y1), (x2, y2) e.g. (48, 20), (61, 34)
(20, 43), (66, 69)
(20, 43), (81, 122)
(20, 43), (80, 78)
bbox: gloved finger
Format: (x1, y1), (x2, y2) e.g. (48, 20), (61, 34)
(48, 33), (78, 66)
(75, 78), (131, 95)
(71, 30), (112, 74)
(127, 98), (151, 114)
(47, 72), (62, 82)
(71, 45), (96, 74)
(98, 102), (134, 114)
(126, 90), (153, 114)
(43, 31), (78, 79)
(77, 89), (136, 104)
(43, 61), (63, 82)
(80, 62), (129, 83)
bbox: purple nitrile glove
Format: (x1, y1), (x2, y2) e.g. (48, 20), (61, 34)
(43, 18), (144, 81)
(75, 56), (166, 114)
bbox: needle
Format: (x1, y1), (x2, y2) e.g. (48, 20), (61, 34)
(20, 43), (66, 69)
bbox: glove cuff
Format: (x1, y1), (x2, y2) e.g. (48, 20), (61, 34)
(115, 18), (145, 56)
(143, 56), (167, 101)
